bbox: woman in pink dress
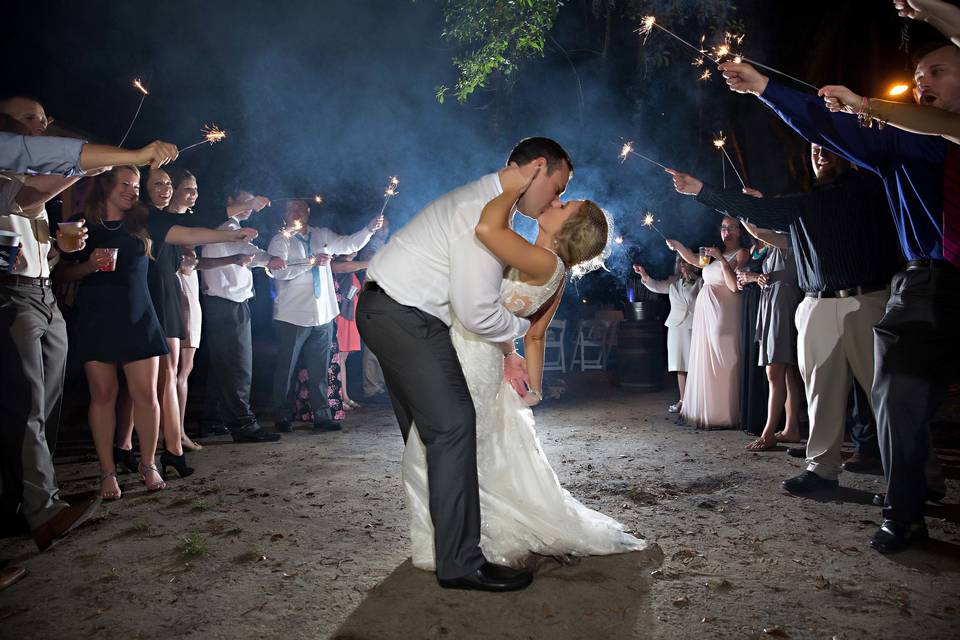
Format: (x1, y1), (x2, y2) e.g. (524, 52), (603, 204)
(666, 216), (749, 428)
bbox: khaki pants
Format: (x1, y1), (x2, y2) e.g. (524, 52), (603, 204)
(795, 290), (888, 480)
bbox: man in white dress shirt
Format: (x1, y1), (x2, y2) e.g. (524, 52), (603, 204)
(200, 188), (284, 443)
(267, 200), (382, 432)
(358, 137), (573, 592)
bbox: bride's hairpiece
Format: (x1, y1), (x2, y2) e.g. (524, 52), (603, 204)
(569, 206), (614, 280)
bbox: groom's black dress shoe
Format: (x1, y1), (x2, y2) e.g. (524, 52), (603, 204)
(869, 519), (928, 554)
(437, 562), (533, 592)
(782, 471), (838, 494)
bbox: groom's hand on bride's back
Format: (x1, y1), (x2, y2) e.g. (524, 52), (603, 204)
(503, 352), (531, 397)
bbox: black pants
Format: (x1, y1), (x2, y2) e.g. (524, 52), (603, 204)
(0, 284), (69, 529)
(202, 296), (258, 431)
(873, 263), (960, 523)
(847, 379), (879, 457)
(356, 288), (485, 580)
(272, 319), (335, 423)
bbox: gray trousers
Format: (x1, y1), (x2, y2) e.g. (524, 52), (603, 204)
(356, 288), (485, 580)
(202, 296), (257, 430)
(0, 283), (69, 529)
(272, 319), (335, 422)
(874, 265), (959, 523)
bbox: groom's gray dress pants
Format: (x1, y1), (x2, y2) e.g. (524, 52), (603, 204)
(356, 285), (486, 580)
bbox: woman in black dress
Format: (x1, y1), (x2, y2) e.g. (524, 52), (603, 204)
(143, 167), (261, 473)
(59, 166), (169, 499)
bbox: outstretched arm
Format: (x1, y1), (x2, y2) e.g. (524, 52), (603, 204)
(740, 220), (790, 251)
(665, 238), (699, 267)
(475, 165), (558, 283)
(820, 84), (960, 144)
(895, 0), (960, 46)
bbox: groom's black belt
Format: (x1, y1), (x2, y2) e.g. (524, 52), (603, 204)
(362, 280), (382, 293)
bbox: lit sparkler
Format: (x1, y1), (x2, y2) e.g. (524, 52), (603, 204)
(641, 212), (668, 241)
(614, 235), (624, 245)
(280, 219), (303, 239)
(378, 176), (400, 217)
(118, 77), (150, 146)
(699, 69), (712, 81)
(712, 133), (746, 189)
(638, 16), (819, 91)
(274, 194), (324, 205)
(888, 83), (911, 97)
(618, 141), (668, 170)
(180, 124), (227, 153)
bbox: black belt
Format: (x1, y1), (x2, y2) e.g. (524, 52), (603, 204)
(0, 273), (53, 288)
(805, 284), (887, 299)
(905, 258), (956, 271)
(362, 280), (382, 293)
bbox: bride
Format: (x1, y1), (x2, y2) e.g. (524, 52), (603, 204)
(402, 165), (647, 570)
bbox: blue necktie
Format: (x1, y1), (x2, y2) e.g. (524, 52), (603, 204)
(296, 232), (322, 299)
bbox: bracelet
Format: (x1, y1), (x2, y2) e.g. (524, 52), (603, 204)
(856, 97), (887, 130)
(856, 95), (869, 115)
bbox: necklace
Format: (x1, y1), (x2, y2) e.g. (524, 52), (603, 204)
(102, 219), (123, 231)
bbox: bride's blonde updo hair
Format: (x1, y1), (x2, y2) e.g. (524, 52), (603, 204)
(554, 200), (610, 277)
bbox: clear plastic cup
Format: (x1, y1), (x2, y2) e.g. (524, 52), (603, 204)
(94, 247), (119, 272)
(698, 247), (711, 267)
(57, 221), (84, 252)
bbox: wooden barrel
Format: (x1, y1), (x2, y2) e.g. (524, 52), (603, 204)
(616, 319), (667, 391)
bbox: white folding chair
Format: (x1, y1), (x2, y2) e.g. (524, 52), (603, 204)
(569, 319), (610, 371)
(543, 319), (566, 372)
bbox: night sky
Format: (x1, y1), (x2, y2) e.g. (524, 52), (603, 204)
(4, 0), (941, 300)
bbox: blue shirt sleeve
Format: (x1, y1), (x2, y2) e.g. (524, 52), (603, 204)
(758, 81), (913, 176)
(0, 132), (86, 177)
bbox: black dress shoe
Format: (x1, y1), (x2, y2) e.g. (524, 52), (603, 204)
(313, 419), (342, 432)
(437, 562), (533, 592)
(275, 420), (293, 433)
(786, 445), (805, 459)
(869, 519), (928, 554)
(872, 489), (947, 507)
(841, 453), (883, 474)
(782, 470), (838, 494)
(232, 426), (282, 443)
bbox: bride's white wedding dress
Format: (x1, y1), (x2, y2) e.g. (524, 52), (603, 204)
(402, 255), (647, 570)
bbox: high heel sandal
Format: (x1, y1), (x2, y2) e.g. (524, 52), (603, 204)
(113, 446), (139, 474)
(99, 470), (122, 500)
(138, 463), (167, 491)
(159, 450), (195, 479)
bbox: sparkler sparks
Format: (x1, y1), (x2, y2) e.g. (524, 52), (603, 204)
(713, 132), (747, 189)
(614, 236), (624, 245)
(179, 124), (227, 153)
(699, 69), (712, 81)
(274, 194), (324, 205)
(641, 212), (668, 241)
(617, 141), (668, 170)
(888, 83), (911, 97)
(378, 176), (400, 216)
(118, 76), (150, 146)
(280, 219), (303, 239)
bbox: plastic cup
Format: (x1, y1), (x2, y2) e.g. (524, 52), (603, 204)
(0, 230), (21, 273)
(94, 247), (119, 272)
(698, 247), (710, 267)
(57, 221), (84, 252)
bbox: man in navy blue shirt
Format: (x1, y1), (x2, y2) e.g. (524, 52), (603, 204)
(717, 42), (960, 553)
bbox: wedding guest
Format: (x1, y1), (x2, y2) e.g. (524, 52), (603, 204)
(738, 222), (804, 451)
(331, 251), (369, 409)
(719, 49), (958, 552)
(198, 187), (282, 443)
(0, 110), (99, 553)
(666, 217), (748, 428)
(633, 258), (702, 413)
(736, 236), (770, 436)
(666, 144), (902, 498)
(267, 200), (381, 432)
(58, 166), (168, 498)
(358, 218), (391, 401)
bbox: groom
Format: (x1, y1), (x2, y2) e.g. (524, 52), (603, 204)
(358, 137), (572, 591)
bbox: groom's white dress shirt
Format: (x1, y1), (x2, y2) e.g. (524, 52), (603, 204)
(268, 224), (374, 327)
(367, 172), (530, 343)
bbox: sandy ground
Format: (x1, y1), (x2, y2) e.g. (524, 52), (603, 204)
(2, 374), (959, 640)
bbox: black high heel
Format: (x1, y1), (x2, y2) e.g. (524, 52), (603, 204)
(159, 450), (195, 479)
(113, 446), (139, 474)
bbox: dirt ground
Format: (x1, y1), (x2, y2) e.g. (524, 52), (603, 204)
(2, 373), (959, 640)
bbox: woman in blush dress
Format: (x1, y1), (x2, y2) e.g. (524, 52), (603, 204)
(666, 216), (749, 429)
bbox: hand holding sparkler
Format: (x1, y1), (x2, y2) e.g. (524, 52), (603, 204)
(133, 140), (179, 169)
(718, 61), (770, 96)
(312, 253), (332, 266)
(267, 256), (287, 271)
(231, 228), (258, 243)
(230, 254), (255, 267)
(632, 263), (650, 282)
(819, 85), (864, 113)
(664, 168), (704, 197)
(367, 215), (385, 232)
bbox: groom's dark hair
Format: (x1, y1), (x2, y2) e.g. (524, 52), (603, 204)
(507, 137), (573, 174)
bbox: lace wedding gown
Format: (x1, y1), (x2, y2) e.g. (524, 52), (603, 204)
(402, 256), (647, 570)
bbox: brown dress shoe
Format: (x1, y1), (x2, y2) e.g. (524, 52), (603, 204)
(31, 494), (101, 552)
(0, 566), (27, 591)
